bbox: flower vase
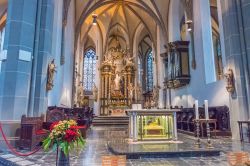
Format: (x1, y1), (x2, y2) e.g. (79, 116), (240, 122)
(58, 150), (70, 166)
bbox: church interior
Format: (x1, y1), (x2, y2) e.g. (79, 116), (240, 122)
(0, 0), (250, 165)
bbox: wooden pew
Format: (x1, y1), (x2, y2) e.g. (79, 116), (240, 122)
(19, 114), (48, 150)
(45, 106), (92, 138)
(177, 106), (231, 137)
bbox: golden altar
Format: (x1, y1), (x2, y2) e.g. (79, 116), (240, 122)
(99, 43), (136, 116)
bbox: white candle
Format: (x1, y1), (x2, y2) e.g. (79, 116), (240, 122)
(195, 100), (199, 120)
(204, 100), (209, 120)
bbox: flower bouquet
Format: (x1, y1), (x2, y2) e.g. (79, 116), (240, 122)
(43, 120), (85, 166)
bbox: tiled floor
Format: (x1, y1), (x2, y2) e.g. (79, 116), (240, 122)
(0, 126), (250, 166)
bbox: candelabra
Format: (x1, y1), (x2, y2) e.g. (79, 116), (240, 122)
(206, 120), (213, 149)
(194, 119), (201, 148)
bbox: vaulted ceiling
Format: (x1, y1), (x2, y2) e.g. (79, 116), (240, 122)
(75, 0), (171, 51)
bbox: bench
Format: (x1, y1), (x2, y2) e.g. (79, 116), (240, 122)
(177, 106), (231, 137)
(45, 107), (91, 138)
(19, 114), (48, 150)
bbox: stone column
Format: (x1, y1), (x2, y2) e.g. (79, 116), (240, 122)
(129, 112), (134, 139)
(133, 112), (137, 141)
(220, 0), (250, 139)
(0, 0), (39, 120)
(173, 112), (178, 140)
(156, 26), (165, 108)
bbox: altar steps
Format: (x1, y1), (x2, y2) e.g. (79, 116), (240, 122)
(92, 116), (129, 126)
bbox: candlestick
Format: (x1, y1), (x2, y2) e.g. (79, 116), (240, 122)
(195, 119), (201, 148)
(204, 100), (209, 120)
(195, 100), (199, 120)
(206, 119), (213, 149)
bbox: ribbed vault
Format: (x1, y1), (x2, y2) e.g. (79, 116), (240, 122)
(75, 0), (170, 52)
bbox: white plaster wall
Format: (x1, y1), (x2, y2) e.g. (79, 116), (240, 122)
(48, 0), (75, 108)
(48, 0), (63, 107)
(59, 1), (75, 108)
(168, 0), (230, 108)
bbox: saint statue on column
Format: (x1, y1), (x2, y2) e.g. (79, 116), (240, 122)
(46, 59), (56, 91)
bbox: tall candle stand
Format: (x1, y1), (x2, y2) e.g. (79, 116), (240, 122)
(195, 119), (201, 148)
(206, 120), (213, 149)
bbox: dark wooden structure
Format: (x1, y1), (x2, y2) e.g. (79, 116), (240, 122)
(238, 121), (250, 142)
(164, 41), (190, 89)
(177, 106), (231, 137)
(44, 106), (94, 138)
(19, 114), (48, 150)
(19, 106), (93, 150)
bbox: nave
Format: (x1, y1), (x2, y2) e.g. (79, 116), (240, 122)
(0, 125), (249, 166)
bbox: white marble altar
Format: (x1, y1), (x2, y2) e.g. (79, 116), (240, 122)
(126, 109), (180, 142)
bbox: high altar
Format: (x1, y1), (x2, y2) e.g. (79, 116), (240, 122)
(100, 43), (136, 116)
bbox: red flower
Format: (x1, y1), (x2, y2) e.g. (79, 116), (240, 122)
(69, 125), (80, 130)
(64, 129), (79, 142)
(50, 121), (59, 131)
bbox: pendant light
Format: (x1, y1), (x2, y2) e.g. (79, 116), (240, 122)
(92, 0), (98, 25)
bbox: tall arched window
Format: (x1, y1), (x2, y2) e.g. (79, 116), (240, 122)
(210, 0), (223, 80)
(83, 48), (96, 91)
(146, 50), (153, 92)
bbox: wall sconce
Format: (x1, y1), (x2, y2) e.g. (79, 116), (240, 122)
(224, 69), (235, 93)
(186, 20), (193, 32)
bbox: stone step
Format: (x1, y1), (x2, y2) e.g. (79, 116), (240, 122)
(93, 116), (129, 126)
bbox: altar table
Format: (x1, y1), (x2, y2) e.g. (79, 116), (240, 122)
(126, 109), (180, 141)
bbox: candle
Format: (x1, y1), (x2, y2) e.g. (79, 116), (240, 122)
(195, 100), (199, 120)
(204, 100), (209, 120)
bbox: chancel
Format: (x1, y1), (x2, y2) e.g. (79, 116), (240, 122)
(0, 0), (250, 166)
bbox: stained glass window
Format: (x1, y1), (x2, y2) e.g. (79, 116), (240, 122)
(146, 50), (153, 92)
(83, 48), (96, 91)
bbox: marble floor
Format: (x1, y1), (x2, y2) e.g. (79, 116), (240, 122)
(0, 126), (250, 166)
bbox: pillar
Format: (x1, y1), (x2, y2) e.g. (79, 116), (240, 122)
(220, 0), (250, 139)
(0, 0), (39, 120)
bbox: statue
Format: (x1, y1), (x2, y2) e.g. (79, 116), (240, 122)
(46, 59), (56, 91)
(114, 73), (121, 90)
(136, 83), (142, 102)
(153, 85), (160, 108)
(125, 53), (135, 66)
(224, 69), (235, 93)
(77, 84), (84, 107)
(92, 84), (98, 102)
(127, 83), (134, 105)
(111, 73), (123, 98)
